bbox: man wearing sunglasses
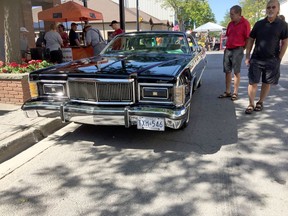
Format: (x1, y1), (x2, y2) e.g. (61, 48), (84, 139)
(244, 0), (288, 114)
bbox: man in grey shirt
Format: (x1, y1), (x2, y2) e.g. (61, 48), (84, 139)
(44, 23), (64, 63)
(84, 24), (106, 56)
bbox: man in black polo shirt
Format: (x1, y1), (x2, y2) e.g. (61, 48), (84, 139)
(69, 23), (81, 47)
(245, 0), (288, 114)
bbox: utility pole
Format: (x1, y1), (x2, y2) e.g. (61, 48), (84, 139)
(119, 0), (125, 31)
(136, 0), (139, 31)
(82, 0), (87, 7)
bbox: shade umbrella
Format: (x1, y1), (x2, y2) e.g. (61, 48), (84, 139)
(193, 22), (225, 32)
(38, 1), (103, 22)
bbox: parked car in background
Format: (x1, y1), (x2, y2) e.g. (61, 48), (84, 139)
(22, 31), (207, 131)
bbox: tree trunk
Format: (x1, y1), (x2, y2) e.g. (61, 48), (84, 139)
(3, 0), (21, 63)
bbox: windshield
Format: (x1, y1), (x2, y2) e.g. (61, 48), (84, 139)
(102, 33), (190, 55)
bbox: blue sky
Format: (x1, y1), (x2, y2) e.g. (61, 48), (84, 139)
(208, 0), (239, 24)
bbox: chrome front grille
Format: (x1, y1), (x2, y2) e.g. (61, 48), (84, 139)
(68, 79), (135, 104)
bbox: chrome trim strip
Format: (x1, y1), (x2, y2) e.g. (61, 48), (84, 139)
(138, 101), (173, 105)
(60, 103), (65, 122)
(68, 78), (135, 83)
(30, 80), (67, 84)
(69, 99), (134, 105)
(124, 107), (130, 128)
(139, 83), (174, 87)
(38, 74), (68, 78)
(37, 95), (69, 99)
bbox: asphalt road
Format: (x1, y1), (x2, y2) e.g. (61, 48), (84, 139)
(0, 51), (287, 216)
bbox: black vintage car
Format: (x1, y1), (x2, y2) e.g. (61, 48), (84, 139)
(22, 31), (207, 131)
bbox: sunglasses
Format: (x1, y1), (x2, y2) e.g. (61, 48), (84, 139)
(266, 6), (276, 10)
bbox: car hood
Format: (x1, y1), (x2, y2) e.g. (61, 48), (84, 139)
(34, 54), (193, 78)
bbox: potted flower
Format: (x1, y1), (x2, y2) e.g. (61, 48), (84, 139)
(0, 60), (53, 74)
(0, 60), (53, 104)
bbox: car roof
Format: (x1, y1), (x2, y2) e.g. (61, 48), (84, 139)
(123, 31), (186, 36)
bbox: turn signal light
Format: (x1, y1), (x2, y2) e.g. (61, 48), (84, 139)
(174, 85), (185, 106)
(29, 82), (38, 98)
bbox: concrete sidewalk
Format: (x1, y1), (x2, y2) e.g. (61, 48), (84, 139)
(0, 104), (66, 163)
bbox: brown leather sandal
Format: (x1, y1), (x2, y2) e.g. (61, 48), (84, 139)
(254, 102), (263, 111)
(231, 93), (238, 101)
(245, 105), (254, 114)
(218, 92), (231, 98)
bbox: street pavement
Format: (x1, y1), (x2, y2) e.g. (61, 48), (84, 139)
(0, 51), (287, 164)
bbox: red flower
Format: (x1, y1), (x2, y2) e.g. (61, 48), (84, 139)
(8, 62), (18, 68)
(2, 69), (8, 73)
(28, 60), (37, 64)
(0, 61), (4, 67)
(20, 63), (28, 68)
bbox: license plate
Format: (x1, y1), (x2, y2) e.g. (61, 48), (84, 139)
(137, 117), (165, 131)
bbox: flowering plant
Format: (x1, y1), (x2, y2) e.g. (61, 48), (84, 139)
(0, 60), (53, 74)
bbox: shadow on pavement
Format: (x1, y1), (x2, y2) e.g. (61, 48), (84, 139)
(1, 52), (288, 216)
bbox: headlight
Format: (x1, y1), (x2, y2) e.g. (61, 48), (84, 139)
(138, 83), (173, 103)
(174, 85), (185, 106)
(29, 82), (38, 98)
(43, 83), (65, 96)
(142, 87), (168, 99)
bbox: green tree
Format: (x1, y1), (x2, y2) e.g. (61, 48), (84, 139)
(220, 10), (231, 28)
(219, 0), (268, 28)
(185, 0), (216, 29)
(240, 0), (267, 26)
(158, 0), (187, 31)
(159, 0), (215, 31)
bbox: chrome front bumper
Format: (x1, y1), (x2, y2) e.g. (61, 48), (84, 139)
(22, 101), (189, 129)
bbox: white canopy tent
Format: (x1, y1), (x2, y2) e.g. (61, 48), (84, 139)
(193, 22), (226, 32)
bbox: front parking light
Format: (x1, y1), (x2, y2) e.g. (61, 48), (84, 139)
(174, 85), (185, 106)
(29, 82), (38, 98)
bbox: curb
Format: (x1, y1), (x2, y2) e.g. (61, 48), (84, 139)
(0, 118), (67, 164)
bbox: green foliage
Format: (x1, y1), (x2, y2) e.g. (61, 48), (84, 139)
(219, 0), (267, 28)
(240, 0), (267, 26)
(0, 60), (53, 74)
(158, 0), (216, 31)
(185, 0), (216, 29)
(220, 10), (231, 28)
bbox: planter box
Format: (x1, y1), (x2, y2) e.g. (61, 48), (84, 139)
(0, 73), (31, 105)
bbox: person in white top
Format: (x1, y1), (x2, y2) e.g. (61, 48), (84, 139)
(20, 27), (29, 59)
(84, 24), (106, 56)
(44, 23), (64, 63)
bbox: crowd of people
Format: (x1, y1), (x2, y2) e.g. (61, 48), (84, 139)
(29, 20), (123, 64)
(195, 31), (223, 51)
